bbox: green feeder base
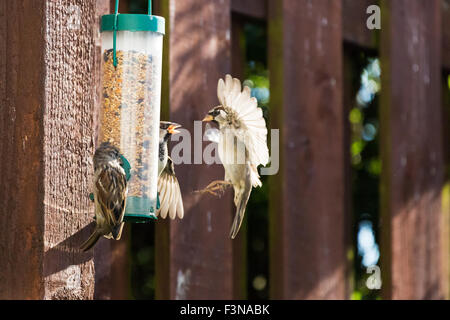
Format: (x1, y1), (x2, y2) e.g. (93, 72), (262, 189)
(123, 196), (158, 223)
(123, 214), (157, 223)
(88, 193), (160, 223)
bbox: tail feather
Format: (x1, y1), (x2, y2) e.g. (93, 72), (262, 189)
(111, 222), (125, 240)
(80, 230), (102, 252)
(230, 176), (253, 239)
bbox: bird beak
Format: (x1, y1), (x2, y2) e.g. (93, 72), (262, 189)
(167, 123), (181, 135)
(202, 115), (213, 122)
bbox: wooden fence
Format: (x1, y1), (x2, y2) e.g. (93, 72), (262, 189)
(0, 0), (449, 299)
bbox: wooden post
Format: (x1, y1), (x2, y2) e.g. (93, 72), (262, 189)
(380, 0), (445, 299)
(443, 0), (450, 70)
(0, 0), (47, 299)
(268, 0), (346, 299)
(155, 0), (234, 299)
(231, 13), (248, 299)
(342, 0), (379, 50)
(0, 0), (116, 299)
(442, 71), (450, 299)
(232, 0), (267, 20)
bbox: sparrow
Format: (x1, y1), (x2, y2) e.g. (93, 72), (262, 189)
(157, 121), (184, 219)
(80, 142), (128, 251)
(200, 75), (269, 239)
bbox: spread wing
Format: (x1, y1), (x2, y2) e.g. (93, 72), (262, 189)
(95, 166), (127, 230)
(217, 75), (269, 168)
(157, 157), (184, 219)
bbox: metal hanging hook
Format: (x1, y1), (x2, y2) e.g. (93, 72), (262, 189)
(112, 0), (153, 67)
(113, 0), (119, 67)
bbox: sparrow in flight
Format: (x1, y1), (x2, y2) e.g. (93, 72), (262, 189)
(200, 75), (269, 239)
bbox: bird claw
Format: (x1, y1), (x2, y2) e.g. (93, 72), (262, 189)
(194, 188), (221, 197)
(193, 180), (231, 198)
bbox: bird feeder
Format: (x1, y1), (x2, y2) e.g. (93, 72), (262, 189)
(98, 0), (164, 222)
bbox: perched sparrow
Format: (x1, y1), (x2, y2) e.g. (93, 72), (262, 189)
(157, 121), (184, 219)
(80, 142), (128, 251)
(201, 75), (269, 239)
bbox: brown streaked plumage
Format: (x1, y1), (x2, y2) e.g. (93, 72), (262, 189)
(80, 142), (128, 251)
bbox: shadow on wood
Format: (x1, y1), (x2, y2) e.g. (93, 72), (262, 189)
(43, 222), (96, 278)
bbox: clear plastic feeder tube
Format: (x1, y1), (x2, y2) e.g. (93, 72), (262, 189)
(99, 15), (164, 221)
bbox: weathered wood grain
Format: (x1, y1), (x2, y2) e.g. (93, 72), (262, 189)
(0, 0), (46, 299)
(380, 0), (445, 300)
(0, 0), (113, 299)
(42, 0), (103, 300)
(268, 0), (346, 299)
(155, 0), (234, 299)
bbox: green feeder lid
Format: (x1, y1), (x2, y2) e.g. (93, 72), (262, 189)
(101, 14), (165, 35)
(102, 1), (164, 66)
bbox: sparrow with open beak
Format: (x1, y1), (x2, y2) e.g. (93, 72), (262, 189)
(157, 121), (184, 219)
(200, 75), (269, 239)
(80, 142), (128, 251)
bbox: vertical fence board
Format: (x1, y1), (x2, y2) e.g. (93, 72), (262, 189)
(231, 14), (248, 299)
(380, 0), (445, 300)
(269, 0), (346, 299)
(155, 0), (234, 299)
(232, 0), (267, 20)
(0, 0), (46, 299)
(342, 0), (379, 50)
(0, 0), (112, 299)
(153, 0), (171, 300)
(443, 0), (450, 70)
(43, 0), (106, 300)
(442, 72), (450, 299)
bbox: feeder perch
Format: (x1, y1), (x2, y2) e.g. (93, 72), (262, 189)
(98, 0), (165, 223)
